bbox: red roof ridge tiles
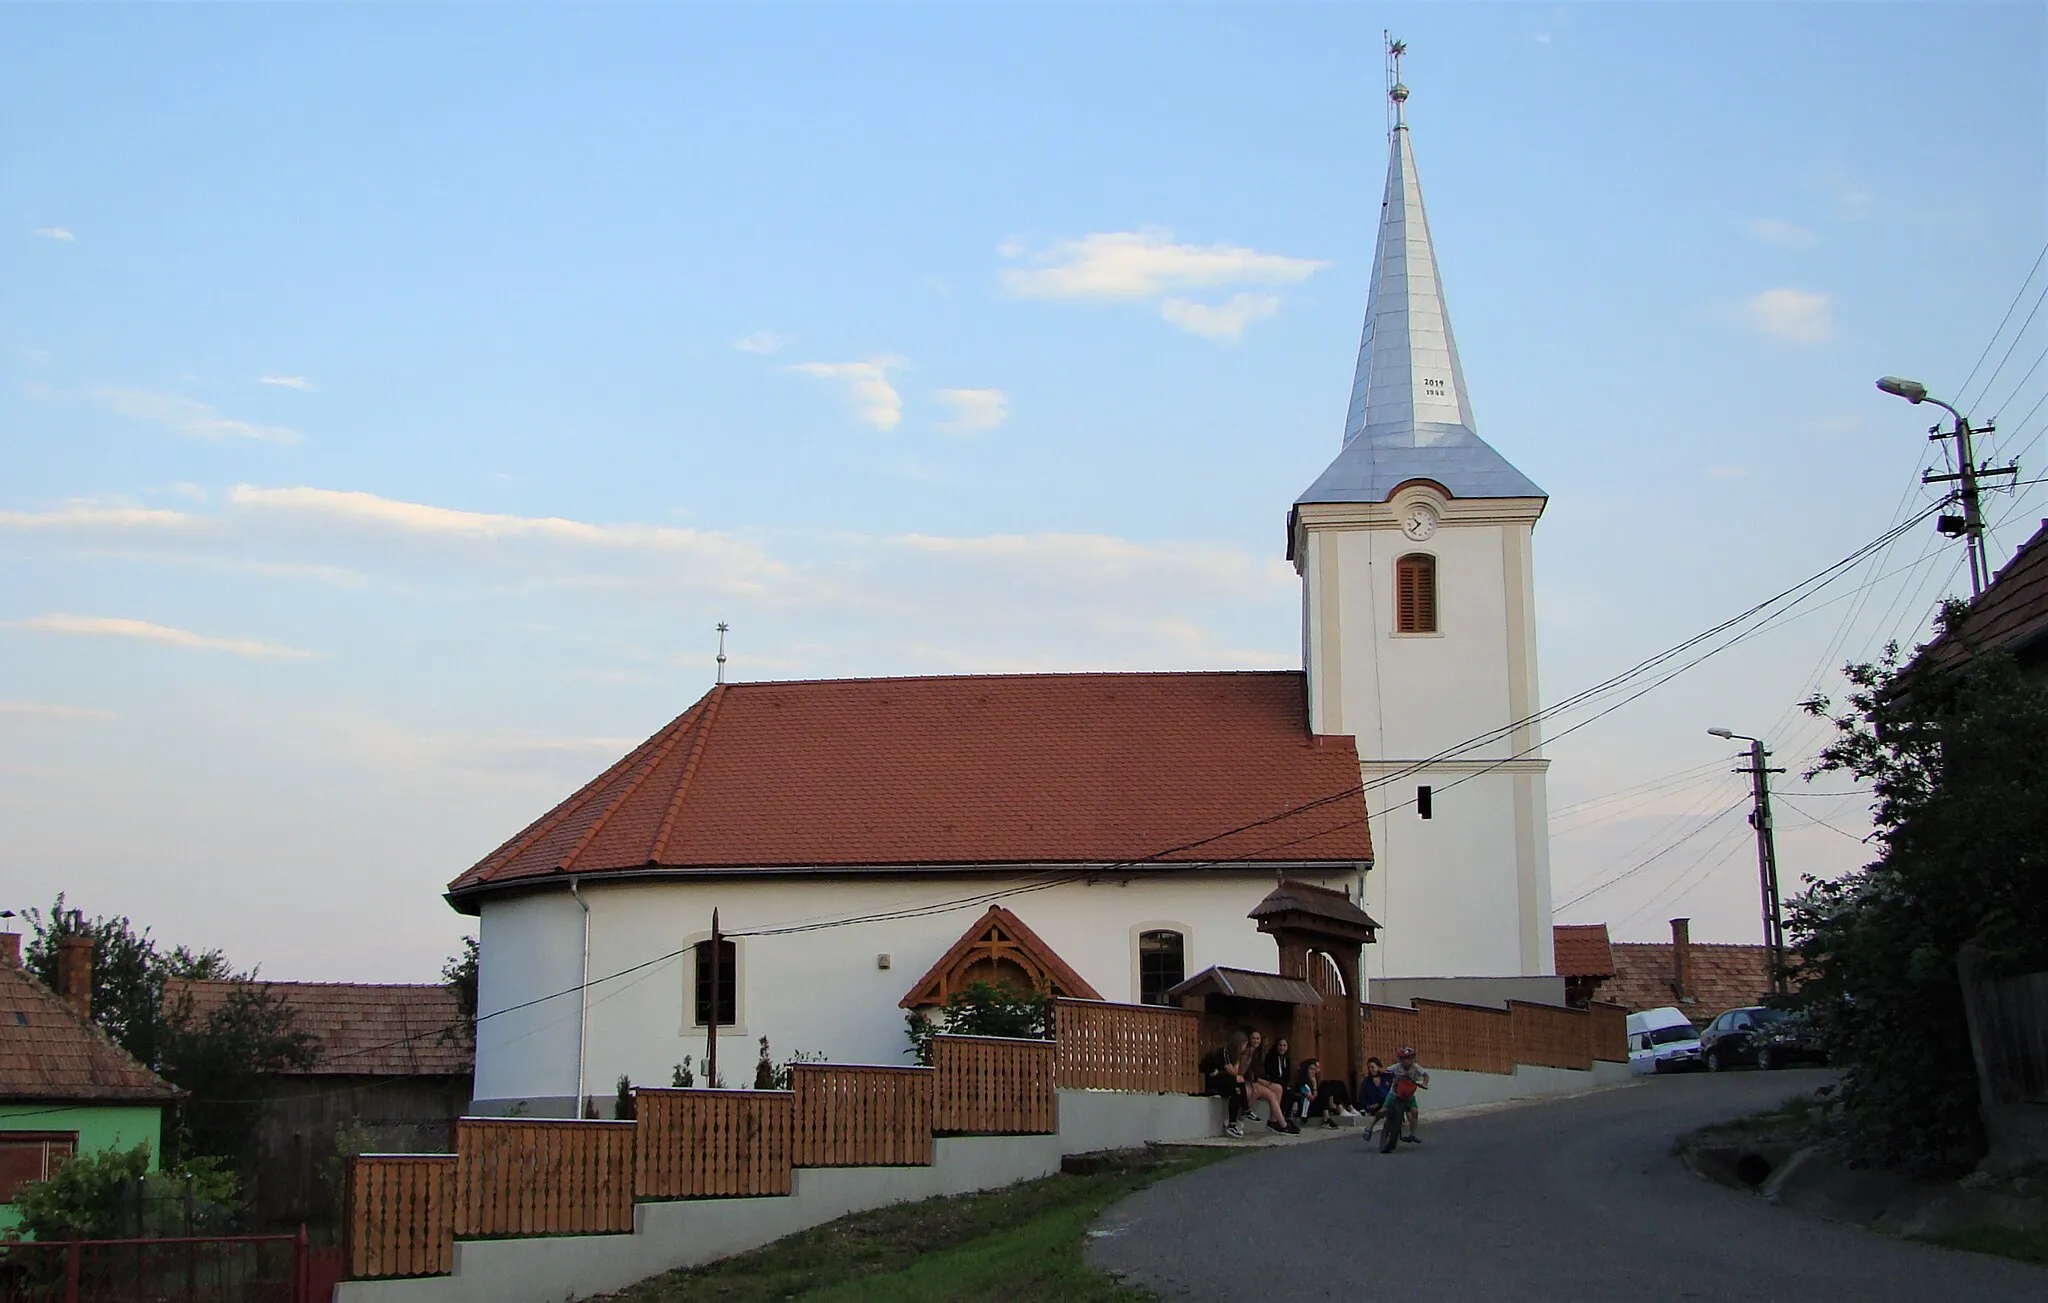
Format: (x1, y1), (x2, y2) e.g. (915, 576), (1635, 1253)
(448, 670), (1373, 908)
(651, 683), (726, 862)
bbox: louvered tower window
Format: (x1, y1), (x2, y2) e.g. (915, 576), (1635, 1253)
(1395, 554), (1437, 633)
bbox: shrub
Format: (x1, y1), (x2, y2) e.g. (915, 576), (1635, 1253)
(903, 981), (1052, 1063)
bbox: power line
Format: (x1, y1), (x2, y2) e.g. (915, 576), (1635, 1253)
(1957, 240), (2048, 409)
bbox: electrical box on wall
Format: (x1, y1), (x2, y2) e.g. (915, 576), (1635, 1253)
(876, 953), (891, 969)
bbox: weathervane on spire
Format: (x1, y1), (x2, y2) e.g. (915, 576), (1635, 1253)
(715, 622), (729, 684)
(1385, 33), (1409, 132)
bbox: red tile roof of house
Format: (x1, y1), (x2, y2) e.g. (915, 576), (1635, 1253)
(1551, 924), (1615, 978)
(1601, 942), (1773, 1018)
(164, 980), (472, 1077)
(449, 672), (1373, 907)
(1915, 520), (2048, 675)
(1, 959), (180, 1103)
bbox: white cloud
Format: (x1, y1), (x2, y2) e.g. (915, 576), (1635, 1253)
(0, 702), (116, 721)
(0, 501), (201, 531)
(1744, 288), (1833, 344)
(4, 613), (322, 660)
(732, 332), (786, 356)
(786, 357), (906, 431)
(258, 375), (315, 391)
(934, 388), (1010, 434)
(1158, 293), (1281, 342)
(1809, 165), (1874, 222)
(91, 387), (299, 444)
(31, 227), (74, 242)
(1001, 228), (1326, 300)
(1748, 218), (1816, 248)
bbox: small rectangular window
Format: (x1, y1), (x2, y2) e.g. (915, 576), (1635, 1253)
(1137, 930), (1187, 1006)
(0, 1133), (76, 1203)
(1417, 785), (1433, 820)
(692, 939), (737, 1027)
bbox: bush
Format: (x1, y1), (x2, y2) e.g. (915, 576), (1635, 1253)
(904, 981), (1052, 1063)
(3, 1146), (239, 1242)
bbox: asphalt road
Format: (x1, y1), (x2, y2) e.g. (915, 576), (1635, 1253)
(1087, 1070), (2046, 1301)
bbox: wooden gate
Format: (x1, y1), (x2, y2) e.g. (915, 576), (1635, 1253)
(1305, 950), (1357, 1082)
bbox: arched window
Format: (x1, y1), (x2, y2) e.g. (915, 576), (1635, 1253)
(1137, 930), (1186, 1006)
(692, 938), (737, 1027)
(1395, 553), (1437, 634)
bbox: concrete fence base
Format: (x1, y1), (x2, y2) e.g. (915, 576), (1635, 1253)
(337, 1064), (1623, 1303)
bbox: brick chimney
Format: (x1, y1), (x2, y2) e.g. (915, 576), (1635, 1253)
(0, 932), (18, 969)
(57, 935), (94, 1021)
(1669, 917), (1692, 1004)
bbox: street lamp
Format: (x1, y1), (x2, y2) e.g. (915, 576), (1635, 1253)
(1876, 376), (2015, 597)
(1707, 728), (1788, 996)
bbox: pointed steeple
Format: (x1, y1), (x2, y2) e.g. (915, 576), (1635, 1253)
(1297, 45), (1542, 506)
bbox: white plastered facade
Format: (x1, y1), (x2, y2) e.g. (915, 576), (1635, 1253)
(1295, 483), (1555, 982)
(472, 868), (1359, 1112)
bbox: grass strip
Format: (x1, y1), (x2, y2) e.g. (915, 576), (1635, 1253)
(595, 1146), (1236, 1302)
(1914, 1223), (2048, 1266)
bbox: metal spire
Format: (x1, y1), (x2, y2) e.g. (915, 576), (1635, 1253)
(1295, 38), (1543, 506)
(715, 622), (729, 684)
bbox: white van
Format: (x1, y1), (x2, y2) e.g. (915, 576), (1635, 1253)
(1627, 1006), (1703, 1075)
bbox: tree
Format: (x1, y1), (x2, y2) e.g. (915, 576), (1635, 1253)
(441, 935), (479, 1048)
(160, 983), (319, 1165)
(22, 895), (232, 1067)
(1791, 604), (2048, 1171)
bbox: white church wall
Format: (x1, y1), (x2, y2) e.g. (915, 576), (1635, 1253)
(1363, 768), (1528, 979)
(472, 890), (587, 1108)
(1299, 495), (1554, 983)
(472, 870), (1358, 1112)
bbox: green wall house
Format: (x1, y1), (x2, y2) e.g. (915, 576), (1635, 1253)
(1, 933), (180, 1235)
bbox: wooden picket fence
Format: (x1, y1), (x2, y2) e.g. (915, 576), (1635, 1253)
(931, 1034), (1057, 1134)
(344, 1154), (455, 1280)
(455, 1118), (636, 1238)
(1413, 1000), (1515, 1074)
(635, 1088), (794, 1198)
(790, 1064), (935, 1167)
(1587, 1001), (1630, 1063)
(1509, 1000), (1593, 1071)
(1053, 998), (1201, 1093)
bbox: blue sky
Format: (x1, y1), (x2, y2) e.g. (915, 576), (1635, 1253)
(4, 3), (2044, 978)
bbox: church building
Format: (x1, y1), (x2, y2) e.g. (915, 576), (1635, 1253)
(454, 58), (1558, 1115)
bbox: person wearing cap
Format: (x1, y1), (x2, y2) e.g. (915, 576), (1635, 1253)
(1386, 1046), (1430, 1144)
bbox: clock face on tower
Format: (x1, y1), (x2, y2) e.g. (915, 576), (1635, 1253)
(1400, 503), (1439, 541)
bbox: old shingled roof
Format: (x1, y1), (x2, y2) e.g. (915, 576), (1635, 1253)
(1601, 943), (1773, 1018)
(1552, 924), (1615, 979)
(449, 672), (1373, 907)
(1167, 967), (1325, 1006)
(0, 959), (180, 1104)
(165, 980), (472, 1077)
(1914, 520), (2048, 676)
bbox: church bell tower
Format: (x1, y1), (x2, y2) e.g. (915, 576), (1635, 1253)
(1290, 41), (1554, 984)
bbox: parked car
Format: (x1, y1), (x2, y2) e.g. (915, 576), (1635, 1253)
(1626, 1006), (1703, 1075)
(1699, 1005), (1827, 1071)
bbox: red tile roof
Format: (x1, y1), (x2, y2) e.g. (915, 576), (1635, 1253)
(449, 672), (1372, 906)
(1, 961), (180, 1103)
(1552, 924), (1615, 978)
(1601, 942), (1774, 1018)
(164, 980), (471, 1077)
(1915, 520), (2048, 675)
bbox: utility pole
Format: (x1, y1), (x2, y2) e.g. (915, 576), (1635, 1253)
(1709, 728), (1788, 996)
(1878, 377), (2019, 598)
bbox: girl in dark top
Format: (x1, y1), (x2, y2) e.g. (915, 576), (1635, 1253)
(1357, 1055), (1392, 1136)
(1263, 1037), (1293, 1100)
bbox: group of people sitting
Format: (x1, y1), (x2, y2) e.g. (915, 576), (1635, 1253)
(1199, 1029), (1429, 1144)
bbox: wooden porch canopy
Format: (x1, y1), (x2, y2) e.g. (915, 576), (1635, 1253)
(1165, 967), (1323, 1007)
(899, 905), (1103, 1008)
